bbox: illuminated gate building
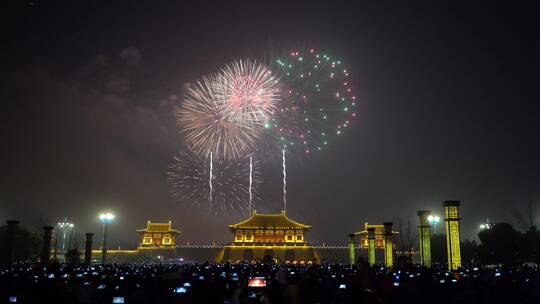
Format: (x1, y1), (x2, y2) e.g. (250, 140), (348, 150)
(137, 221), (180, 249)
(222, 210), (318, 262)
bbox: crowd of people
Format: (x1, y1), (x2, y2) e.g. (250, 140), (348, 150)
(1, 261), (539, 303)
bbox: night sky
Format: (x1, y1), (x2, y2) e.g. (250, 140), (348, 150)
(1, 1), (539, 249)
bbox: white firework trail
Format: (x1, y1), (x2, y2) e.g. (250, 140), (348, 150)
(209, 152), (213, 211)
(282, 149), (287, 211)
(249, 156), (253, 214)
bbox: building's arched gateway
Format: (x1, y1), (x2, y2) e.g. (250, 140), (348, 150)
(263, 249), (274, 257)
(285, 249), (295, 261)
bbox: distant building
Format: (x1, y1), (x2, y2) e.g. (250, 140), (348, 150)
(222, 210), (317, 262)
(136, 221), (180, 249)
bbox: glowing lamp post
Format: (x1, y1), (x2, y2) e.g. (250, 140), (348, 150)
(57, 218), (75, 256)
(479, 218), (493, 231)
(479, 223), (492, 230)
(99, 213), (115, 264)
(427, 215), (441, 234)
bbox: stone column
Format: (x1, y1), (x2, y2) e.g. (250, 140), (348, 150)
(367, 227), (376, 266)
(41, 226), (54, 265)
(383, 222), (394, 268)
(84, 233), (94, 265)
(348, 234), (356, 265)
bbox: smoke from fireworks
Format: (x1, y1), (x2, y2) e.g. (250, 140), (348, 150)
(168, 151), (262, 215)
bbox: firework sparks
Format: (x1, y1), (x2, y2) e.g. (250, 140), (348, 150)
(209, 151), (213, 207)
(168, 151), (262, 215)
(282, 149), (286, 210)
(267, 49), (358, 156)
(249, 156), (253, 214)
(215, 59), (281, 124)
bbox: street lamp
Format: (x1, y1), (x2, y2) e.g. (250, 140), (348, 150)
(427, 215), (441, 234)
(57, 218), (75, 255)
(99, 213), (115, 264)
(479, 223), (493, 230)
(479, 218), (493, 231)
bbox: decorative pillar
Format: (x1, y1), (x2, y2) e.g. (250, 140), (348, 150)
(383, 222), (394, 268)
(84, 233), (94, 265)
(417, 210), (432, 267)
(348, 234), (356, 265)
(5, 220), (19, 265)
(367, 227), (376, 266)
(443, 200), (461, 270)
(41, 226), (54, 265)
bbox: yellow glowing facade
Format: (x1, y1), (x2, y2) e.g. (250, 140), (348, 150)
(137, 221), (180, 249)
(417, 210), (432, 267)
(444, 201), (461, 270)
(383, 222), (394, 268)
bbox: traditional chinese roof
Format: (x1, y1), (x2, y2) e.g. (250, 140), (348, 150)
(354, 222), (399, 235)
(229, 210), (311, 230)
(136, 220), (180, 234)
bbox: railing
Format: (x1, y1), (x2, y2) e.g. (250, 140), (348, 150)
(176, 244), (224, 249)
(228, 242), (309, 246)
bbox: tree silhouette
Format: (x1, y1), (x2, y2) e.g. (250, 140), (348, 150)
(478, 223), (521, 265)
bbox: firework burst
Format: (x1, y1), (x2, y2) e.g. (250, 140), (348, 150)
(265, 48), (358, 156)
(177, 60), (282, 161)
(215, 59), (281, 124)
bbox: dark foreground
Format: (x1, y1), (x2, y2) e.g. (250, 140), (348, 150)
(1, 262), (539, 304)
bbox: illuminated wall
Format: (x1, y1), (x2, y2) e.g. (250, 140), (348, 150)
(222, 245), (318, 263)
(444, 201), (461, 270)
(383, 222), (393, 268)
(417, 210), (432, 267)
(367, 228), (376, 266)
